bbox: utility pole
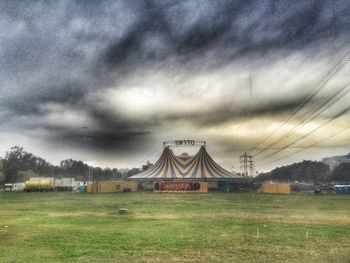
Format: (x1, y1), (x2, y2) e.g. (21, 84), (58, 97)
(240, 152), (254, 177)
(88, 167), (93, 182)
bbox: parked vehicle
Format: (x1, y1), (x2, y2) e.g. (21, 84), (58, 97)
(24, 178), (54, 192)
(13, 182), (25, 191)
(4, 183), (14, 192)
(73, 181), (85, 192)
(54, 178), (75, 191)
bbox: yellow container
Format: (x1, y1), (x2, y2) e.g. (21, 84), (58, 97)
(199, 181), (208, 193)
(86, 182), (97, 193)
(261, 183), (291, 194)
(86, 181), (138, 193)
(97, 181), (138, 193)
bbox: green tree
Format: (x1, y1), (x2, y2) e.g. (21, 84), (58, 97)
(60, 159), (89, 180)
(256, 161), (331, 183)
(4, 146), (52, 183)
(92, 167), (103, 180)
(0, 160), (4, 184)
(102, 168), (114, 180)
(17, 170), (38, 182)
(0, 172), (5, 184)
(128, 168), (142, 177)
(332, 163), (350, 183)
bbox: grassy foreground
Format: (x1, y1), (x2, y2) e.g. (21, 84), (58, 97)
(0, 192), (349, 263)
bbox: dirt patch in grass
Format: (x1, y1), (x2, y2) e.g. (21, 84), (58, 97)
(134, 212), (181, 220)
(0, 211), (16, 216)
(134, 211), (350, 225)
(47, 211), (109, 217)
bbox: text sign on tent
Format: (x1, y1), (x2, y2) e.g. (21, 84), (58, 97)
(163, 140), (206, 147)
(153, 182), (201, 192)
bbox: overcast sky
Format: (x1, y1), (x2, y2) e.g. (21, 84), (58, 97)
(1, 0), (349, 172)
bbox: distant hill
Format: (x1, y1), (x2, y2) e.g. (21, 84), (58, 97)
(321, 152), (350, 171)
(256, 160), (331, 183)
(332, 162), (350, 183)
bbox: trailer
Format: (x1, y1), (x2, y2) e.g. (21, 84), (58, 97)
(54, 178), (74, 191)
(24, 177), (54, 192)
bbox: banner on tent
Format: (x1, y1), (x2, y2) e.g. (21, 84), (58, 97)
(153, 182), (206, 192)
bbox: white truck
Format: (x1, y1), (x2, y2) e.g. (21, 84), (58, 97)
(54, 178), (75, 191)
(13, 182), (25, 191)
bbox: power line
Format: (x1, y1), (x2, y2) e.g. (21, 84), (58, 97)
(248, 50), (350, 153)
(253, 84), (350, 157)
(136, 144), (163, 167)
(207, 144), (226, 159)
(257, 126), (350, 167)
(256, 104), (350, 161)
(206, 144), (227, 164)
(276, 84), (350, 139)
(207, 144), (244, 172)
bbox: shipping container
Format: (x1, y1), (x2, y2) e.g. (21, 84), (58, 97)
(97, 181), (138, 193)
(261, 183), (291, 194)
(86, 182), (97, 193)
(86, 181), (138, 193)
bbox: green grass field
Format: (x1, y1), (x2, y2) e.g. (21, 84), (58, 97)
(0, 192), (349, 262)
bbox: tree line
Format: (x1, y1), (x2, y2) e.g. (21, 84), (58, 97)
(255, 160), (350, 184)
(1, 146), (349, 185)
(0, 146), (142, 184)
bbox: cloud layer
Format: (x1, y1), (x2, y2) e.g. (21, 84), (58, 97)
(0, 0), (349, 170)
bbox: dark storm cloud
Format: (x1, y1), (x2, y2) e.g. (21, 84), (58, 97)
(101, 0), (350, 72)
(43, 124), (151, 152)
(2, 81), (86, 117)
(0, 0), (349, 152)
(176, 95), (322, 127)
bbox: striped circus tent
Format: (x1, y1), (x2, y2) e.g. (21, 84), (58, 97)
(129, 146), (241, 180)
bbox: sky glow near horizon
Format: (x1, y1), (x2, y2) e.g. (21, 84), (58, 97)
(0, 0), (350, 172)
